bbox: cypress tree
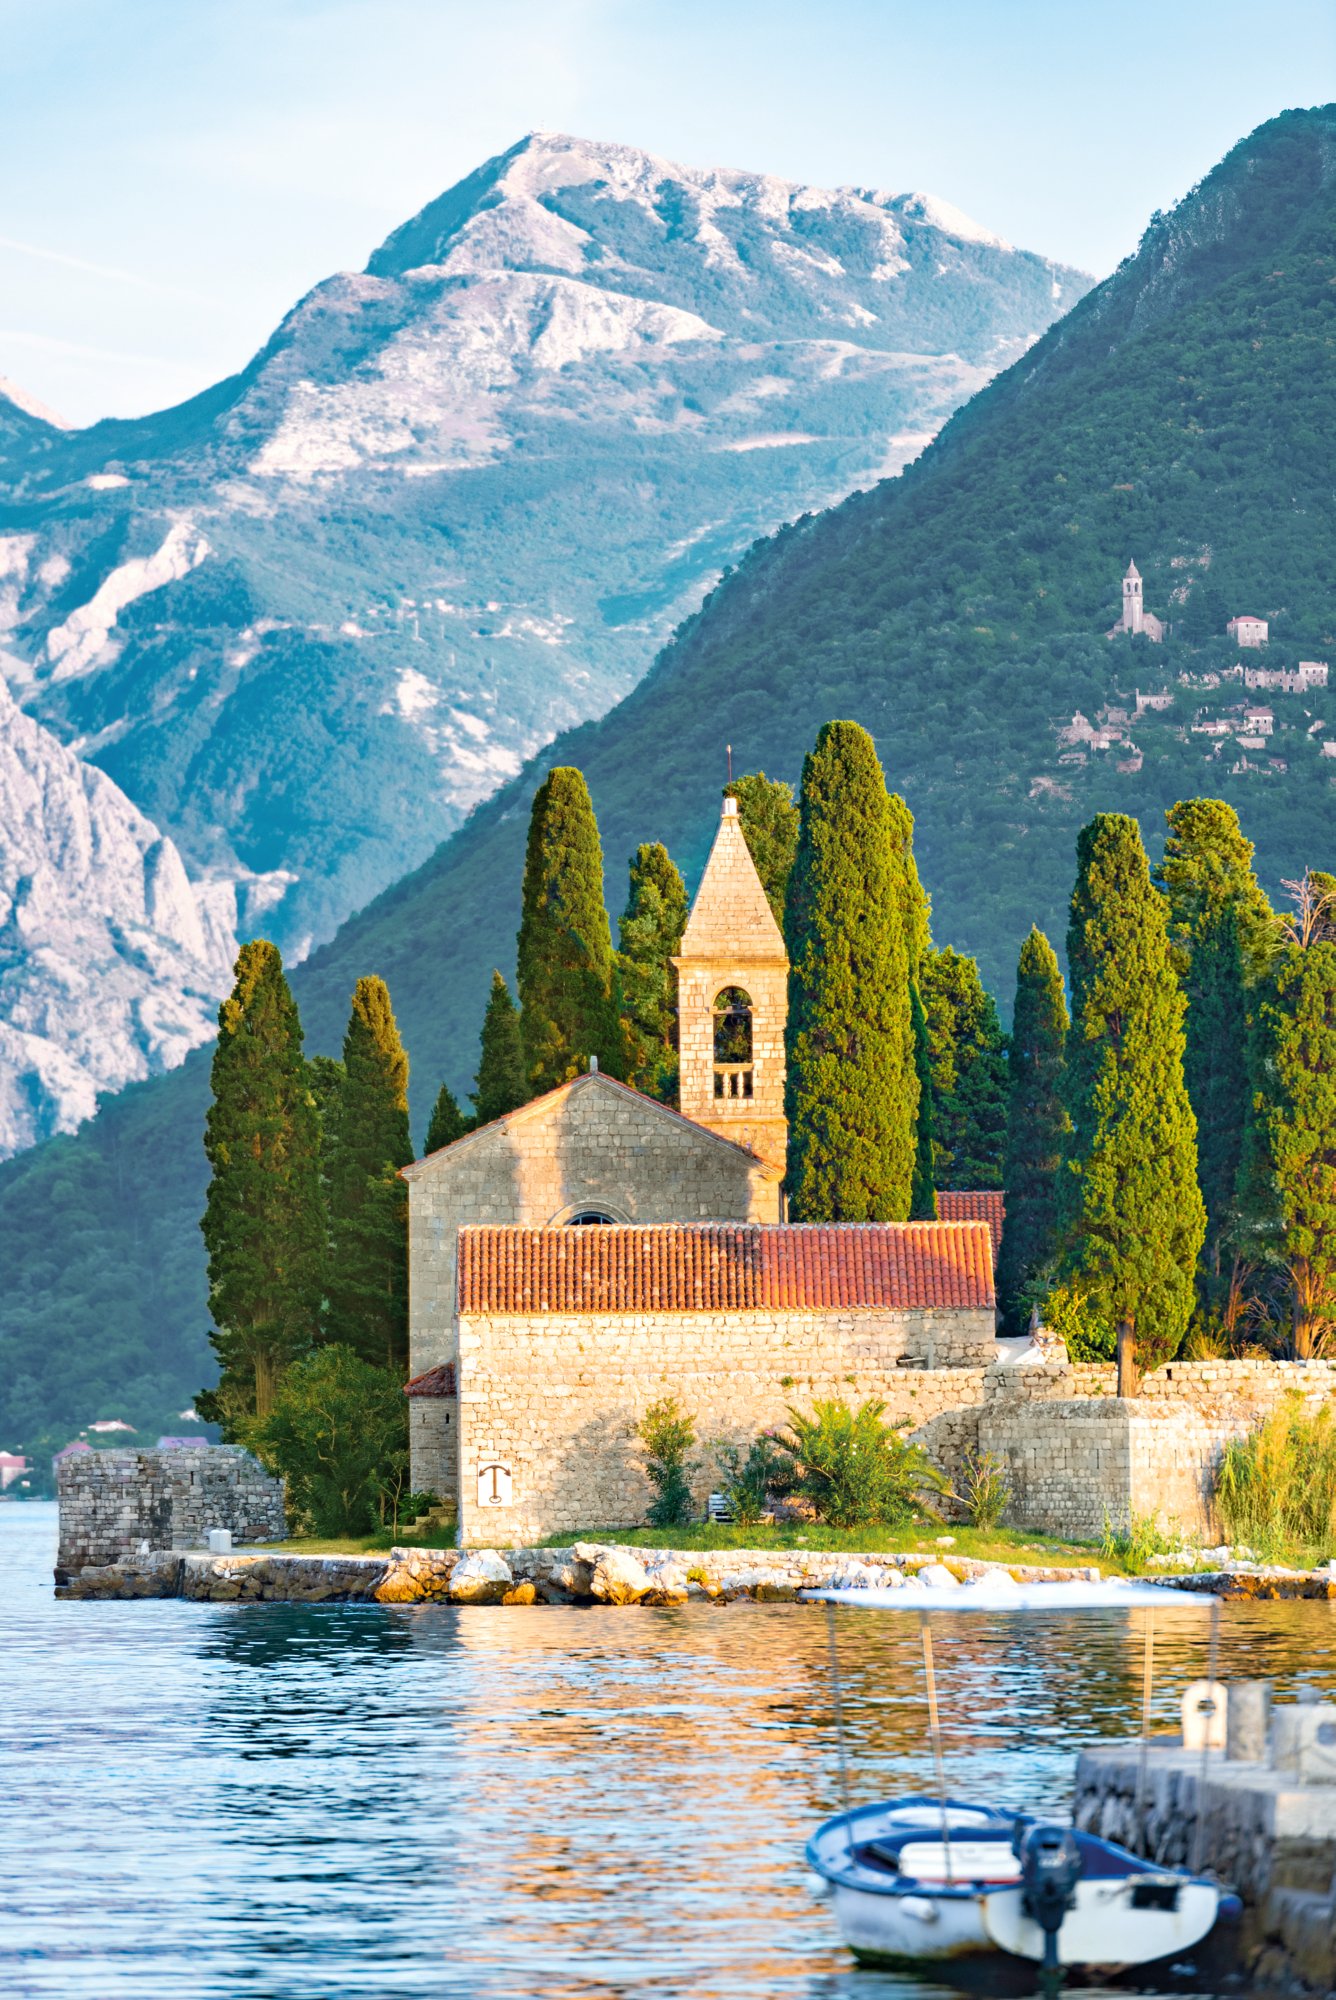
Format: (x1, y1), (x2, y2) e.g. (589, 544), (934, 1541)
(886, 791), (932, 975)
(1253, 929), (1336, 1356)
(1159, 800), (1274, 1289)
(909, 984), (938, 1219)
(1056, 815), (1206, 1378)
(424, 1082), (469, 1154)
(784, 720), (917, 1221)
(473, 971), (527, 1125)
(920, 946), (1009, 1189)
(201, 941), (324, 1424)
(726, 772), (800, 924)
(516, 767), (617, 1093)
(615, 843), (688, 1102)
(996, 928), (1069, 1333)
(324, 976), (413, 1372)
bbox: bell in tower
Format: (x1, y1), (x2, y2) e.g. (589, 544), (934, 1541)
(671, 797), (789, 1170)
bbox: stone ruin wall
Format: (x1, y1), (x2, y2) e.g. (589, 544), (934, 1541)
(56, 1447), (286, 1579)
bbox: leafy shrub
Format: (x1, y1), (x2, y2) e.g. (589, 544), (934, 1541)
(958, 1448), (1011, 1528)
(248, 1343), (409, 1537)
(1100, 1510), (1182, 1568)
(713, 1433), (794, 1526)
(1214, 1395), (1336, 1561)
(634, 1396), (699, 1528)
(776, 1398), (948, 1529)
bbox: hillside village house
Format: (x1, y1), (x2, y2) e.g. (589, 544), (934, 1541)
(1228, 615), (1269, 648)
(402, 796), (998, 1540)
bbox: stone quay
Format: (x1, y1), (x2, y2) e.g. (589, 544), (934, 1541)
(1075, 1685), (1336, 1993)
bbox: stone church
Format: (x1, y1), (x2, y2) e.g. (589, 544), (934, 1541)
(403, 795), (997, 1541)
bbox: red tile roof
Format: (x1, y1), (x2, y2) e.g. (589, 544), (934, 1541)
(458, 1222), (994, 1316)
(405, 1362), (457, 1398)
(936, 1190), (1005, 1270)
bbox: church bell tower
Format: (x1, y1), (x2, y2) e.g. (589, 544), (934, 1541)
(1122, 559), (1144, 635)
(672, 797), (788, 1171)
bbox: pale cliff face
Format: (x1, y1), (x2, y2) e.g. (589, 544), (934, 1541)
(0, 677), (236, 1158)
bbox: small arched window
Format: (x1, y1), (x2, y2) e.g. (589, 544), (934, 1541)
(713, 988), (754, 1100)
(566, 1209), (617, 1226)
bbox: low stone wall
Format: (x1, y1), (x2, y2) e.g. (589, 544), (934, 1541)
(455, 1298), (994, 1541)
(56, 1447), (286, 1580)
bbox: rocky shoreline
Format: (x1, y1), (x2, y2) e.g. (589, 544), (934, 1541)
(51, 1539), (1336, 1606)
(58, 1541), (1104, 1604)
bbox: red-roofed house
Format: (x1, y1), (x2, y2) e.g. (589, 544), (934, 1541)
(0, 1452), (28, 1490)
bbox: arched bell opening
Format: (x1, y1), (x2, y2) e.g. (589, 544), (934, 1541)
(712, 987), (754, 1101)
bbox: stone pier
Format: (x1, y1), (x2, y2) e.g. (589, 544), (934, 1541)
(1075, 1705), (1336, 1992)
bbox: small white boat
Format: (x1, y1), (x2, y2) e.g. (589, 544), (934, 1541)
(802, 1579), (1242, 1982)
(806, 1794), (1231, 1974)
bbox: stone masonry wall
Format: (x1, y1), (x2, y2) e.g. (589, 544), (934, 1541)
(57, 1447), (286, 1578)
(409, 1397), (457, 1505)
(455, 1305), (995, 1542)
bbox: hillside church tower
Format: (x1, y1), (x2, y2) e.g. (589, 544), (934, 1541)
(672, 797), (789, 1171)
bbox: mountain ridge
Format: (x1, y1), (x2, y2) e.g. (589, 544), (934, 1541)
(0, 130), (1083, 960)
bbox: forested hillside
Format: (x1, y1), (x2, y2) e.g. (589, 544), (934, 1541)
(3, 106), (1333, 1446)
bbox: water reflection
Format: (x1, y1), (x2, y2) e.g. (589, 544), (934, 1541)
(4, 1505), (1335, 1998)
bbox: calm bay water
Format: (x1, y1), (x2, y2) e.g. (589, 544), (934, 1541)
(4, 1503), (1336, 2000)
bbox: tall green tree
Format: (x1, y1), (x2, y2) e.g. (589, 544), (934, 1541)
(784, 720), (917, 1221)
(200, 940), (325, 1425)
(473, 971), (528, 1125)
(1055, 815), (1206, 1378)
(516, 767), (618, 1093)
(890, 790), (937, 1218)
(908, 984), (938, 1219)
(920, 946), (1009, 1188)
(616, 842), (688, 1102)
(1252, 929), (1336, 1357)
(726, 772), (800, 924)
(996, 928), (1069, 1333)
(1158, 800), (1274, 1291)
(424, 1082), (469, 1154)
(324, 976), (413, 1372)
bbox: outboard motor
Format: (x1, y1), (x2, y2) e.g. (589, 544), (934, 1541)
(1018, 1823), (1082, 1977)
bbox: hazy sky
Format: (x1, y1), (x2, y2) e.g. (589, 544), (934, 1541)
(3, 0), (1332, 426)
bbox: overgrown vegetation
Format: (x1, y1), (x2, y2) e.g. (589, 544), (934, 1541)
(246, 1344), (413, 1538)
(1214, 1397), (1336, 1562)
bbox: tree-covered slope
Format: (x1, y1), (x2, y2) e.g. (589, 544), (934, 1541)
(3, 107), (1333, 1445)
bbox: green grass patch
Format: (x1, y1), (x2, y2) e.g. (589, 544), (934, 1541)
(539, 1521), (1128, 1572)
(256, 1526), (457, 1556)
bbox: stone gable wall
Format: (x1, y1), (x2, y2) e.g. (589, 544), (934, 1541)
(407, 1081), (779, 1381)
(56, 1447), (286, 1579)
(454, 1306), (995, 1542)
